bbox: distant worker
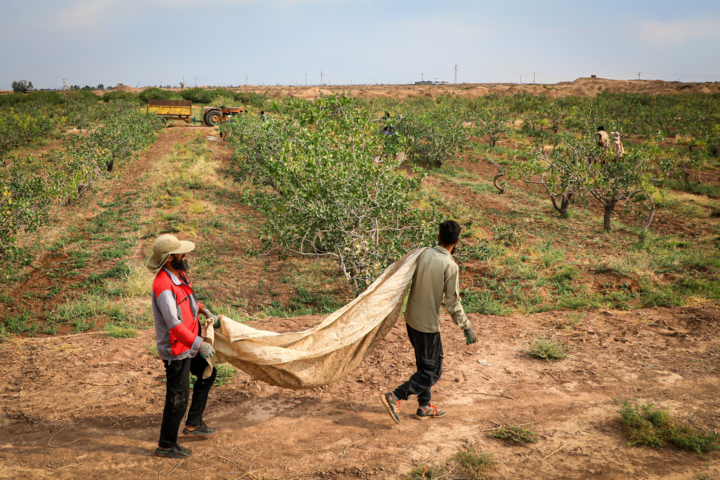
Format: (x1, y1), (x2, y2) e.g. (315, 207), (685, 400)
(260, 110), (268, 122)
(611, 132), (624, 160)
(597, 126), (610, 149)
(146, 234), (221, 459)
(382, 221), (477, 424)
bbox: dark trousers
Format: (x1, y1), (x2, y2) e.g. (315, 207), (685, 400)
(393, 324), (443, 408)
(158, 354), (216, 448)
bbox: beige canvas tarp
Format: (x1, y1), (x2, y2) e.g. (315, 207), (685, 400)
(201, 248), (427, 389)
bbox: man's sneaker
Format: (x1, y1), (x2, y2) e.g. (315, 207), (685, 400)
(155, 443), (193, 458)
(381, 392), (402, 425)
(182, 421), (216, 437)
(415, 404), (446, 420)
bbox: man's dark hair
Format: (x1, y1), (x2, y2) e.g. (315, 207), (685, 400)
(260, 111), (265, 114)
(439, 220), (461, 246)
(597, 126), (605, 131)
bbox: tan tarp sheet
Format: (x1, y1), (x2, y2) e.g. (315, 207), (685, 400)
(202, 248), (427, 389)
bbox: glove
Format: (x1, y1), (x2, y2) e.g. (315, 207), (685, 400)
(464, 327), (477, 345)
(202, 308), (218, 323)
(202, 308), (220, 329)
(198, 341), (215, 359)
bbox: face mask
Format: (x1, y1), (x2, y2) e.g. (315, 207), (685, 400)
(170, 255), (189, 272)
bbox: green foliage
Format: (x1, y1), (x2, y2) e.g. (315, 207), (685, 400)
(406, 445), (496, 480)
(462, 288), (510, 316)
(0, 91), (65, 107)
(146, 343), (159, 357)
(395, 103), (469, 167)
(454, 447), (497, 480)
(469, 103), (511, 147)
(0, 106), (162, 256)
(11, 80), (33, 94)
(527, 335), (569, 361)
(0, 107), (61, 157)
(224, 94), (436, 291)
(101, 91), (141, 103)
(139, 87), (184, 103)
(618, 400), (720, 457)
(104, 324), (138, 338)
(190, 364), (237, 388)
(489, 424), (538, 444)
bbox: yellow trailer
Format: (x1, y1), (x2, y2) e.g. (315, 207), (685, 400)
(147, 99), (193, 123)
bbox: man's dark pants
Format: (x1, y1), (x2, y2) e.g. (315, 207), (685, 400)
(159, 354), (216, 448)
(393, 324), (443, 408)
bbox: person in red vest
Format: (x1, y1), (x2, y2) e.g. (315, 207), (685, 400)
(146, 234), (220, 459)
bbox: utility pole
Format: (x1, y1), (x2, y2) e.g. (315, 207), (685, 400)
(638, 72), (642, 80)
(321, 70), (323, 85)
(520, 76), (522, 84)
(195, 77), (197, 87)
(533, 72), (536, 84)
(421, 73), (424, 82)
(305, 73), (307, 86)
(62, 79), (66, 90)
(454, 63), (458, 84)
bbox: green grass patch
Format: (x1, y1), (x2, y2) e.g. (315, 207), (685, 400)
(662, 178), (720, 199)
(618, 399), (720, 457)
(527, 335), (569, 361)
(406, 445), (496, 480)
(489, 424), (538, 444)
(462, 288), (511, 316)
(190, 364), (237, 388)
(104, 324), (138, 338)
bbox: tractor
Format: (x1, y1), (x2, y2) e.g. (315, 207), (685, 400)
(203, 106), (247, 126)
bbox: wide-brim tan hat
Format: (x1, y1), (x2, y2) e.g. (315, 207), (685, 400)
(146, 234), (196, 275)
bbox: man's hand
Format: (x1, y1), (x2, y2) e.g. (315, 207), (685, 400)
(198, 342), (215, 359)
(202, 308), (218, 322)
(464, 327), (477, 345)
(202, 308), (220, 329)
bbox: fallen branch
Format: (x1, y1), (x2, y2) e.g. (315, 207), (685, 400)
(468, 391), (513, 399)
(165, 460), (184, 475)
(542, 444), (565, 461)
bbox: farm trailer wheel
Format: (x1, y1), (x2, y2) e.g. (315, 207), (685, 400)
(205, 110), (223, 127)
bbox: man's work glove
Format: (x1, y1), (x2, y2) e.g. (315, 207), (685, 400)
(202, 308), (220, 329)
(198, 341), (215, 359)
(464, 327), (478, 345)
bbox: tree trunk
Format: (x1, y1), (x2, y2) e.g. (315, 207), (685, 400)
(641, 202), (656, 236)
(603, 200), (617, 231)
(493, 173), (506, 194)
(550, 192), (573, 215)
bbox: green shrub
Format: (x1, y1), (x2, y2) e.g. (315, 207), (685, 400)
(527, 335), (568, 361)
(618, 400), (720, 456)
(489, 424), (538, 444)
(102, 91), (141, 103)
(139, 87), (183, 103)
(104, 323), (137, 338)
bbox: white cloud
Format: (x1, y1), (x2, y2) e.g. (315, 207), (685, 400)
(638, 16), (720, 45)
(55, 0), (357, 30)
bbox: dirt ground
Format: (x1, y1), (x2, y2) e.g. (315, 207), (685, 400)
(1, 305), (719, 480)
(2, 108), (720, 479)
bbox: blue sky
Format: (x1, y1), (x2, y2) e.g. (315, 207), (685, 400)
(2, 0), (720, 89)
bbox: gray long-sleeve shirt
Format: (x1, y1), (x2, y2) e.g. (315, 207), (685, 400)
(404, 246), (471, 333)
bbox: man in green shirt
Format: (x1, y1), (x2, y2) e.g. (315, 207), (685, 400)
(382, 220), (477, 423)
